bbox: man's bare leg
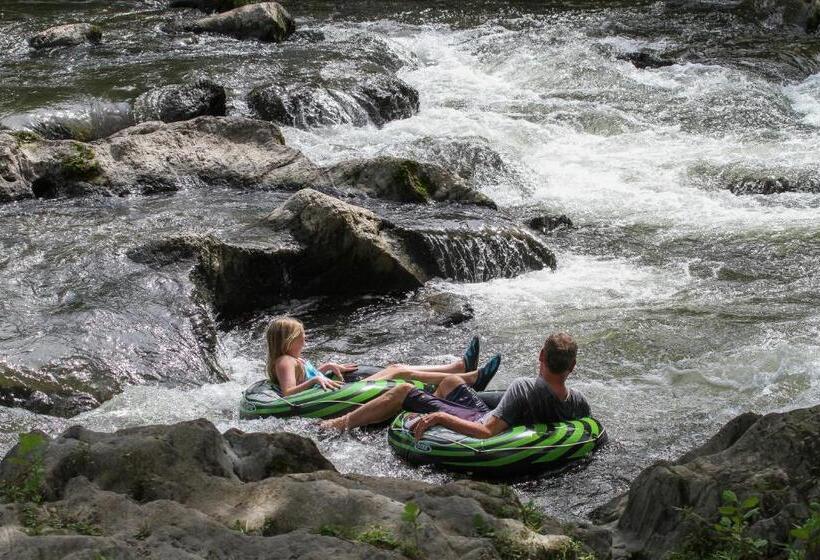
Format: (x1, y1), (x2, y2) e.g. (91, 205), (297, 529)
(320, 383), (415, 431)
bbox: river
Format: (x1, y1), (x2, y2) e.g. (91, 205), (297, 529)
(0, 0), (818, 521)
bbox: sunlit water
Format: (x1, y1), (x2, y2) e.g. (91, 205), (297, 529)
(1, 0), (818, 521)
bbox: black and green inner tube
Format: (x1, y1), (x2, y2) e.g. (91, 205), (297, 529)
(388, 409), (607, 477)
(239, 365), (425, 419)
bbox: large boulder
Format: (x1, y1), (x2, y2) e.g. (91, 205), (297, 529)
(0, 116), (318, 202)
(182, 2), (295, 42)
(0, 420), (579, 559)
(170, 0), (265, 12)
(248, 74), (419, 129)
(593, 405), (820, 559)
(129, 190), (555, 316)
(323, 156), (496, 207)
(133, 79), (226, 123)
(28, 23), (102, 50)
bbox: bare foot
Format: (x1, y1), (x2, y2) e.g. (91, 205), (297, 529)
(319, 417), (346, 432)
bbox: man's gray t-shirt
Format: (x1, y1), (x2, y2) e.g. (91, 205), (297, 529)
(487, 377), (590, 426)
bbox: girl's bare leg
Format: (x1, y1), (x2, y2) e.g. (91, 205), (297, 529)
(364, 366), (477, 386)
(388, 360), (465, 374)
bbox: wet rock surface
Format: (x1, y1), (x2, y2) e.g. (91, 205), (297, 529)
(594, 405), (820, 559)
(527, 214), (574, 234)
(0, 101), (134, 142)
(28, 23), (102, 50)
(181, 2), (296, 42)
(0, 116), (317, 202)
(0, 419), (579, 560)
(129, 189), (555, 317)
(133, 79), (227, 124)
(248, 74), (419, 128)
(323, 156), (496, 207)
(170, 0), (266, 13)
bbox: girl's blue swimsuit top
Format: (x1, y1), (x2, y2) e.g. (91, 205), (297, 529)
(271, 358), (326, 393)
(300, 359), (324, 380)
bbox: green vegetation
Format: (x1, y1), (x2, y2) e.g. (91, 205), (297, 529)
(667, 490), (768, 560)
(472, 513), (593, 560)
(10, 130), (41, 145)
(786, 502), (820, 560)
(0, 432), (47, 504)
(317, 523), (421, 558)
(400, 160), (432, 202)
(521, 500), (546, 532)
(20, 503), (102, 537)
(60, 142), (102, 180)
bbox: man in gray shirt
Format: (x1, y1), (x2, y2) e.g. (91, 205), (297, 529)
(321, 332), (590, 439)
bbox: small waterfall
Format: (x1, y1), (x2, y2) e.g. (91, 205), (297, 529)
(415, 230), (556, 283)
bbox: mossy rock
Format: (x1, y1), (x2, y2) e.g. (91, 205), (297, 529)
(60, 143), (102, 180)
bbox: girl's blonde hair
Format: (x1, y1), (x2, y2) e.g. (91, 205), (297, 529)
(265, 316), (305, 383)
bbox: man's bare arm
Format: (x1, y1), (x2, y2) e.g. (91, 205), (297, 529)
(412, 412), (509, 440)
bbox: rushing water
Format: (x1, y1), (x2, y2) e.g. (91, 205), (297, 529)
(1, 0), (819, 521)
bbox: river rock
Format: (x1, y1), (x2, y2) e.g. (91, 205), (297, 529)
(182, 2), (295, 42)
(0, 116), (318, 202)
(133, 79), (226, 123)
(169, 0), (265, 12)
(737, 0), (820, 32)
(28, 23), (102, 50)
(129, 190), (555, 316)
(323, 156), (496, 207)
(0, 419), (577, 559)
(0, 362), (103, 418)
(0, 100), (134, 142)
(527, 214), (574, 233)
(593, 405), (820, 559)
(248, 74), (419, 128)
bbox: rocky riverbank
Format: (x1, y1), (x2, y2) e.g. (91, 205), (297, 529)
(1, 404), (817, 559)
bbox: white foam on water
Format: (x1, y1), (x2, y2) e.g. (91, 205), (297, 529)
(784, 71), (820, 127)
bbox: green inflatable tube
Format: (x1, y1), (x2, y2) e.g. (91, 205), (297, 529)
(239, 366), (425, 419)
(388, 412), (607, 477)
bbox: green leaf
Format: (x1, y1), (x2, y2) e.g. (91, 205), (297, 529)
(743, 508), (760, 520)
(791, 526), (811, 540)
(719, 506), (736, 516)
(722, 490), (738, 504)
(402, 501), (420, 524)
(741, 496), (760, 510)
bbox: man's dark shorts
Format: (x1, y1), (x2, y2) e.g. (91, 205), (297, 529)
(402, 384), (490, 422)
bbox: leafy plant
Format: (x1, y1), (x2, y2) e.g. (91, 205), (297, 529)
(785, 502), (820, 560)
(0, 432), (47, 504)
(521, 500), (545, 532)
(666, 490), (769, 560)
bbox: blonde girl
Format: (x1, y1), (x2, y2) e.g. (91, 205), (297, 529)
(265, 316), (500, 397)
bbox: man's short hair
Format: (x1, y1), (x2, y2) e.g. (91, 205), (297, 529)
(543, 333), (577, 374)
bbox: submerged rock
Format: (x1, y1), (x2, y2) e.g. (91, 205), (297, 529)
(0, 419), (578, 559)
(0, 116), (317, 202)
(737, 0), (820, 32)
(527, 214), (574, 233)
(248, 74), (419, 129)
(0, 100), (134, 142)
(617, 50), (677, 69)
(422, 291), (475, 327)
(323, 156), (496, 207)
(182, 2), (295, 42)
(133, 79), (226, 123)
(28, 23), (102, 50)
(594, 405), (820, 559)
(0, 362), (104, 418)
(130, 190), (555, 316)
